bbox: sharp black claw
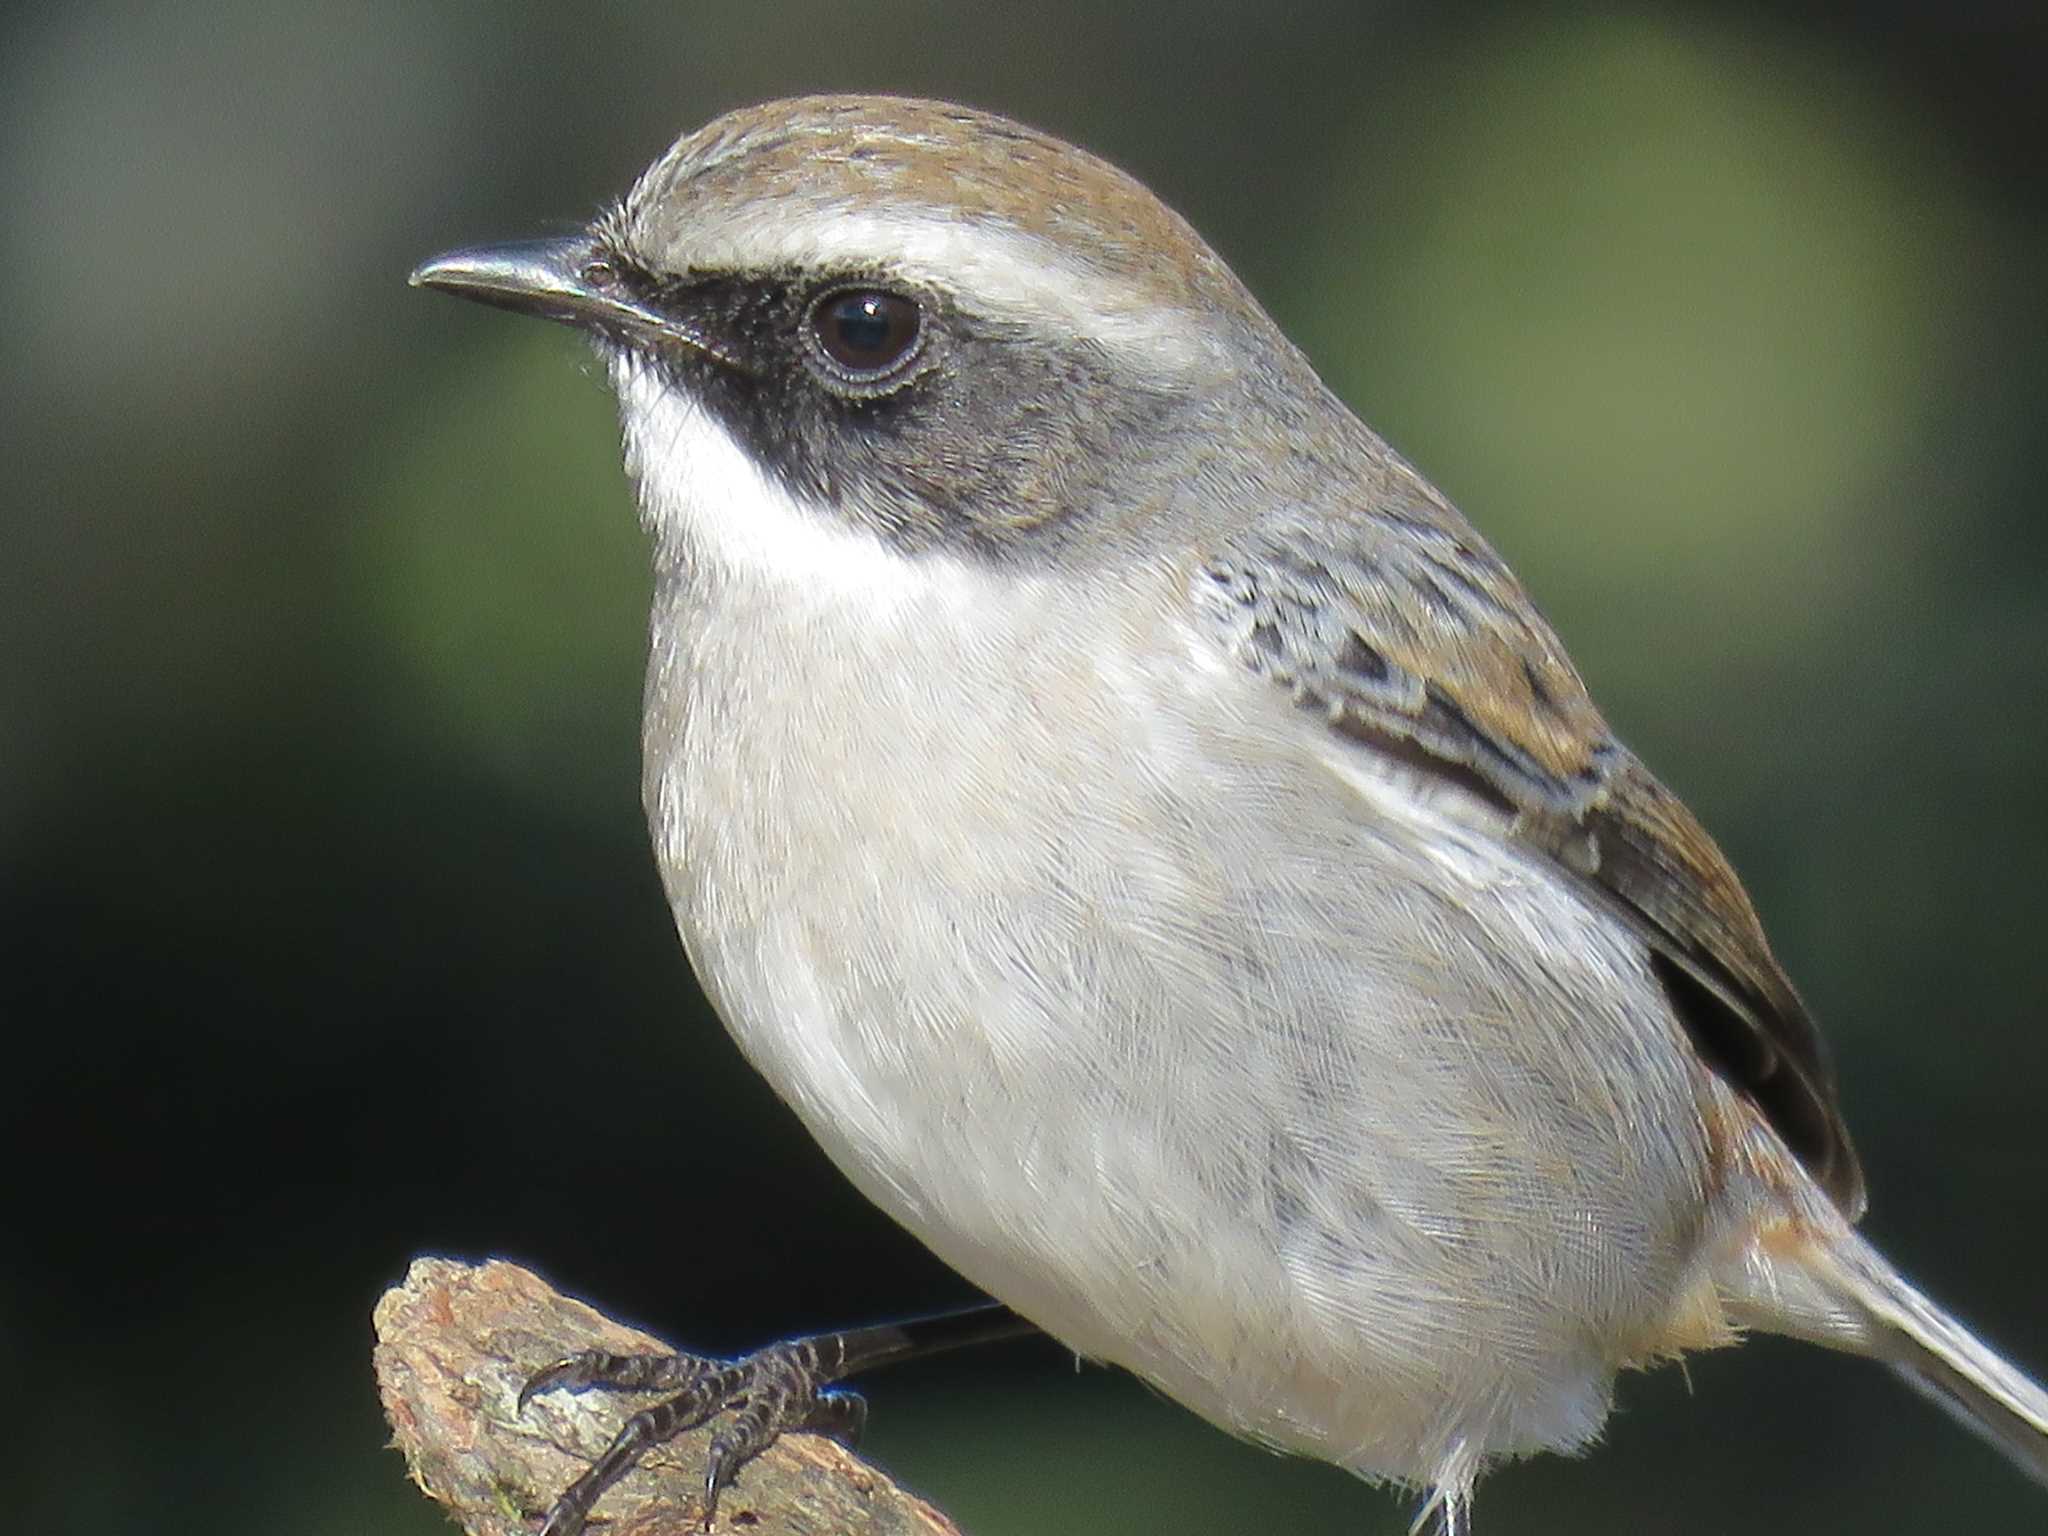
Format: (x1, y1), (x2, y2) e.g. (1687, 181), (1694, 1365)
(518, 1354), (583, 1413)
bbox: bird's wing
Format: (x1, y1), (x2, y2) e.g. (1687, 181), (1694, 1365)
(1193, 492), (1865, 1216)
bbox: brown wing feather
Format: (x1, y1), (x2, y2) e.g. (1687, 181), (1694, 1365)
(1547, 761), (1863, 1214)
(1198, 497), (1866, 1216)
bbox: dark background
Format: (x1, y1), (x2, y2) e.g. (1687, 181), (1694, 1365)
(6, 3), (2046, 1532)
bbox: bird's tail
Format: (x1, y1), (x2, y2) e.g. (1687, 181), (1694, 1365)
(1746, 1221), (2048, 1486)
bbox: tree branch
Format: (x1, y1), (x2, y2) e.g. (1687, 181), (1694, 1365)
(373, 1256), (966, 1536)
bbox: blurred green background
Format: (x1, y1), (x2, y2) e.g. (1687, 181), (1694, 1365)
(5, 3), (2045, 1533)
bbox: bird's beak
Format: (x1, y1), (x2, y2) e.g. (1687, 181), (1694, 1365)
(412, 237), (604, 320)
(410, 235), (744, 371)
(410, 236), (667, 340)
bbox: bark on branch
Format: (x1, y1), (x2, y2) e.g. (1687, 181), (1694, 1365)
(373, 1257), (965, 1536)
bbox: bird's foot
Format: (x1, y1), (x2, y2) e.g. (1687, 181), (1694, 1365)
(518, 1334), (868, 1536)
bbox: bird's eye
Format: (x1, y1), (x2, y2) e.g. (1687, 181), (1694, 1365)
(808, 288), (923, 382)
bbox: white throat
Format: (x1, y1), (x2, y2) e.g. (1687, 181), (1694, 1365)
(611, 353), (996, 616)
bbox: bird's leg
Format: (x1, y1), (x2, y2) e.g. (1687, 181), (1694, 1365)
(1409, 1479), (1475, 1536)
(519, 1302), (1037, 1536)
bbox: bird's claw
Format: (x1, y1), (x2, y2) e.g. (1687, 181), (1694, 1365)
(518, 1337), (863, 1536)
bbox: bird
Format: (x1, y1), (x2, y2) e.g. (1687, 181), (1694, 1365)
(411, 94), (2048, 1535)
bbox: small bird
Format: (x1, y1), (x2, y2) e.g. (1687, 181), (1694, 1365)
(413, 96), (2048, 1534)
